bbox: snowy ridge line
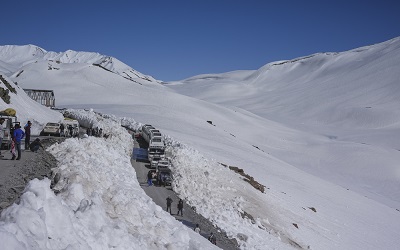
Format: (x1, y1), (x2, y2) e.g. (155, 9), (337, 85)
(0, 44), (158, 83)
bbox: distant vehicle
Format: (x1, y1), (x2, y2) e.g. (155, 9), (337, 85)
(150, 160), (158, 169)
(158, 168), (172, 186)
(148, 147), (164, 162)
(41, 122), (61, 136)
(149, 135), (164, 149)
(141, 125), (165, 148)
(0, 114), (18, 149)
(157, 158), (171, 170)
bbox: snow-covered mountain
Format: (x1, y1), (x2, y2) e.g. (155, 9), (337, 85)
(169, 37), (400, 130)
(1, 38), (400, 249)
(0, 45), (158, 85)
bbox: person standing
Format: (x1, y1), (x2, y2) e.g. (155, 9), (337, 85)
(10, 139), (16, 160)
(166, 196), (173, 214)
(0, 118), (4, 157)
(208, 232), (216, 245)
(177, 199), (184, 216)
(59, 123), (65, 137)
(194, 224), (201, 234)
(68, 125), (73, 137)
(147, 170), (153, 186)
(13, 124), (25, 160)
(24, 121), (32, 150)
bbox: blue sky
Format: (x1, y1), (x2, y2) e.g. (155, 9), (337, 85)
(1, 0), (399, 81)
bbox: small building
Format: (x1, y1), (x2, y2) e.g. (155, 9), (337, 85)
(23, 89), (55, 107)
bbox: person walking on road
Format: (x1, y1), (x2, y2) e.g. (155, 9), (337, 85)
(13, 124), (25, 160)
(194, 224), (200, 234)
(24, 121), (32, 150)
(0, 118), (4, 157)
(147, 170), (153, 186)
(177, 199), (184, 216)
(208, 232), (217, 245)
(166, 196), (173, 214)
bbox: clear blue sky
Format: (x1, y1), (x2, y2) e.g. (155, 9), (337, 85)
(1, 0), (399, 81)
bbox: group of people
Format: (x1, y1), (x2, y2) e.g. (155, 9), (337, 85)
(165, 196), (216, 245)
(147, 170), (170, 187)
(0, 119), (43, 160)
(165, 196), (184, 216)
(60, 123), (79, 137)
(86, 127), (103, 137)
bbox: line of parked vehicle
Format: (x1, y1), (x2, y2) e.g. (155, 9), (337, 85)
(137, 124), (172, 186)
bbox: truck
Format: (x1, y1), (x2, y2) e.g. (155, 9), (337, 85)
(0, 114), (18, 149)
(140, 124), (165, 154)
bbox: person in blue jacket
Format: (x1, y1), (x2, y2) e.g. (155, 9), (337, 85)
(13, 124), (25, 160)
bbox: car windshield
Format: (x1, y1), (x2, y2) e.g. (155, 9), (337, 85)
(47, 123), (59, 126)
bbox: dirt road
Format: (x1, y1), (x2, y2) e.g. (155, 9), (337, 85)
(0, 137), (62, 213)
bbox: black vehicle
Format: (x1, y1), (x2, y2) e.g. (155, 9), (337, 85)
(158, 168), (172, 186)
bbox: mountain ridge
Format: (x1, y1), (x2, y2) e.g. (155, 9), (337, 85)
(0, 44), (158, 84)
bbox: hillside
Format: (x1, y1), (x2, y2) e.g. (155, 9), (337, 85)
(168, 37), (400, 208)
(1, 39), (400, 249)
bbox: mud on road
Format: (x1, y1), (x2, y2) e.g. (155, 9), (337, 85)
(0, 137), (63, 213)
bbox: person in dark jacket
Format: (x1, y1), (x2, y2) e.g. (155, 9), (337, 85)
(30, 138), (44, 152)
(147, 170), (153, 186)
(24, 121), (32, 150)
(208, 232), (216, 245)
(68, 125), (74, 137)
(166, 196), (173, 214)
(13, 124), (25, 160)
(177, 199), (184, 216)
(59, 123), (65, 137)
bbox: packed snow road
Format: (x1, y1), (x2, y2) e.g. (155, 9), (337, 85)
(131, 139), (239, 250)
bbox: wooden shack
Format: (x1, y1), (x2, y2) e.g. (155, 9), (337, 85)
(23, 89), (55, 107)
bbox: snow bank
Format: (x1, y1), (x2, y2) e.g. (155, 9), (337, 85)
(165, 137), (296, 249)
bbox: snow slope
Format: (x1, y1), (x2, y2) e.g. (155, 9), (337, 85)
(0, 74), (63, 134)
(0, 38), (400, 249)
(168, 37), (400, 208)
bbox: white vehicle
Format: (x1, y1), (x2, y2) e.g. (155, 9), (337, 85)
(150, 130), (162, 138)
(157, 158), (171, 170)
(140, 124), (165, 149)
(148, 147), (164, 162)
(150, 160), (158, 169)
(141, 125), (155, 143)
(42, 122), (61, 136)
(0, 114), (18, 149)
(149, 135), (164, 149)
